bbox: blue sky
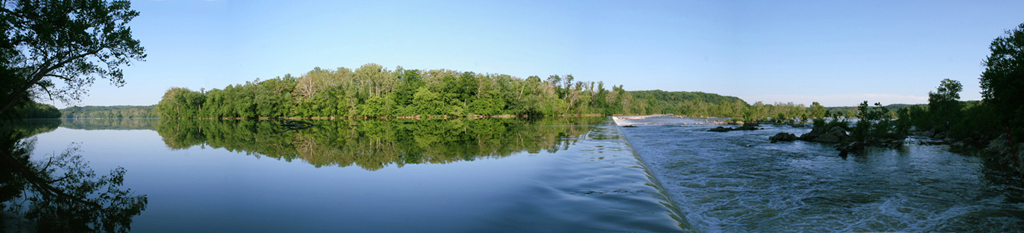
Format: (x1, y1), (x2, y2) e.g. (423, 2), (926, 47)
(65, 0), (1024, 108)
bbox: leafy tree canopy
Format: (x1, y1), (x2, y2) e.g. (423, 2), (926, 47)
(980, 23), (1024, 124)
(0, 0), (145, 118)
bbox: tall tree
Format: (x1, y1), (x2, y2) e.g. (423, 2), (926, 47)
(927, 78), (963, 127)
(980, 23), (1024, 127)
(808, 102), (827, 119)
(353, 63), (390, 97)
(0, 0), (146, 117)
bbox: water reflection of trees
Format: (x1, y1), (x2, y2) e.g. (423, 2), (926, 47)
(0, 124), (147, 232)
(59, 118), (159, 130)
(157, 117), (605, 170)
(9, 119), (60, 136)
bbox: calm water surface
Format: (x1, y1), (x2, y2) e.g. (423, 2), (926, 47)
(16, 116), (1024, 232)
(618, 116), (1024, 232)
(22, 118), (687, 232)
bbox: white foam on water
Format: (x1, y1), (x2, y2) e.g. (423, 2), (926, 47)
(613, 115), (729, 127)
(617, 117), (1024, 232)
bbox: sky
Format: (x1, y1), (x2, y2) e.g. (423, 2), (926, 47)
(57, 0), (1024, 108)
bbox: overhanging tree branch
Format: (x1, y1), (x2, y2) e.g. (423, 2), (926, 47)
(1, 0), (144, 118)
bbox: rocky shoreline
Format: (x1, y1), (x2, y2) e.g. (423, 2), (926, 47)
(768, 122), (1024, 173)
(905, 128), (1023, 174)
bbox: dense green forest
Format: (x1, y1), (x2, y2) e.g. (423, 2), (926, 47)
(824, 104), (917, 118)
(628, 90), (747, 117)
(11, 102), (162, 120)
(157, 117), (604, 170)
(8, 100), (61, 119)
(60, 105), (158, 119)
(821, 77), (1009, 154)
(156, 64), (842, 121)
(157, 64), (651, 119)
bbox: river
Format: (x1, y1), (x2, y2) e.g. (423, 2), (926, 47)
(12, 117), (687, 232)
(9, 116), (1024, 232)
(616, 115), (1024, 232)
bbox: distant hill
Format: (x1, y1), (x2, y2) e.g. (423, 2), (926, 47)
(627, 90), (748, 106)
(624, 90), (749, 117)
(824, 100), (982, 117)
(60, 105), (159, 119)
(824, 104), (922, 115)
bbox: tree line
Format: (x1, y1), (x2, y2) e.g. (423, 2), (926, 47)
(60, 105), (158, 119)
(157, 64), (858, 121)
(157, 64), (642, 119)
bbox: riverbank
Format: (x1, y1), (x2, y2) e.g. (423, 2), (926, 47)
(905, 128), (1024, 174)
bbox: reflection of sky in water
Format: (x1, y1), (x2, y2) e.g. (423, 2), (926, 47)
(27, 121), (688, 232)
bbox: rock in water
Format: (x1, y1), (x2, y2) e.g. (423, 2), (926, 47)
(736, 123), (759, 130)
(798, 124), (827, 141)
(827, 126), (847, 137)
(770, 132), (798, 143)
(814, 133), (840, 143)
(798, 131), (820, 141)
(814, 126), (848, 143)
(709, 126), (731, 132)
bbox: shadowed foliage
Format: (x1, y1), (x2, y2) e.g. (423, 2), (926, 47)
(1, 124), (147, 233)
(0, 0), (145, 118)
(156, 117), (606, 170)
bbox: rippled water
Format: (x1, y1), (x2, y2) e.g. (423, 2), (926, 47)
(618, 116), (1024, 232)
